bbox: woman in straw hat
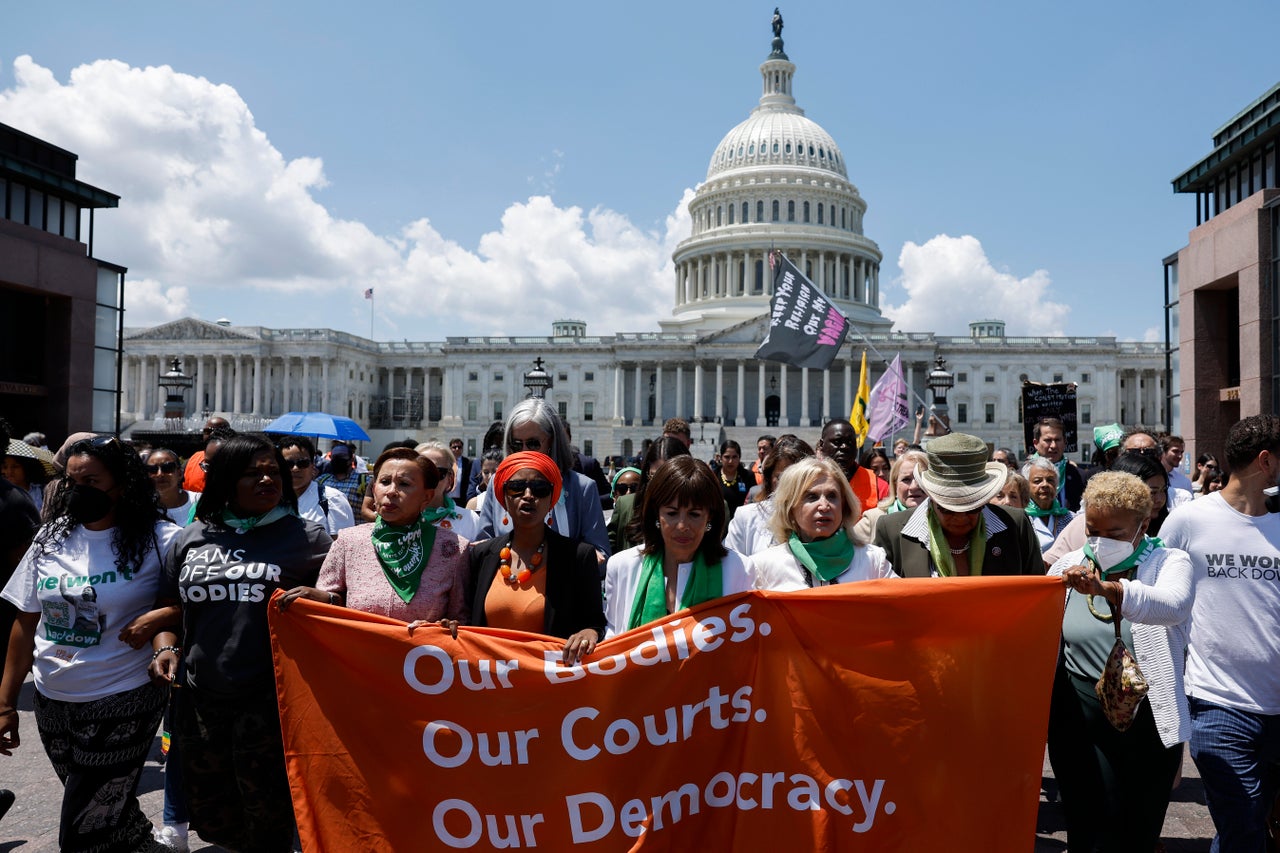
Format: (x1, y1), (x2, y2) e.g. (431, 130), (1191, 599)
(871, 433), (1042, 577)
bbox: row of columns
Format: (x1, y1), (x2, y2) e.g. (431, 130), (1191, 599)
(124, 354), (346, 421)
(674, 249), (879, 307)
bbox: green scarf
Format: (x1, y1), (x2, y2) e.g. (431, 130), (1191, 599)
(925, 505), (988, 577)
(627, 550), (723, 630)
(1082, 535), (1159, 579)
(370, 515), (437, 603)
(421, 496), (461, 525)
(1025, 499), (1071, 518)
(888, 498), (908, 513)
(221, 505), (292, 533)
(787, 529), (856, 584)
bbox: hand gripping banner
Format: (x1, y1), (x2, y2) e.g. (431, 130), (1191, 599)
(270, 577), (1062, 851)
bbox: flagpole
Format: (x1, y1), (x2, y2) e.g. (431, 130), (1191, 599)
(846, 326), (932, 414)
(369, 292), (374, 340)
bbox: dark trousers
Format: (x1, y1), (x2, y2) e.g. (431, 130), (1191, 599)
(34, 681), (166, 853)
(1047, 664), (1182, 852)
(176, 685), (295, 853)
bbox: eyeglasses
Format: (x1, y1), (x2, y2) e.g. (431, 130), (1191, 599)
(504, 479), (553, 498)
(508, 438), (543, 452)
(614, 483), (639, 496)
(284, 458), (312, 470)
(144, 461), (179, 475)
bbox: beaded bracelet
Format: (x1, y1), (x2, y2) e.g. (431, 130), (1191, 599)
(152, 645), (181, 661)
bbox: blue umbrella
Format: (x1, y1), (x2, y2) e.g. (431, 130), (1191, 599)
(263, 411), (371, 442)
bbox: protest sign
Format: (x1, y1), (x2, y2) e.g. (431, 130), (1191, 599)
(754, 253), (849, 370)
(270, 578), (1061, 851)
(1021, 382), (1079, 454)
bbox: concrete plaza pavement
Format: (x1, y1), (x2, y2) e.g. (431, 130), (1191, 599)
(0, 674), (1217, 852)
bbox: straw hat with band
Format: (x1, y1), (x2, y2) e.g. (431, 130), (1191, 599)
(915, 433), (1009, 512)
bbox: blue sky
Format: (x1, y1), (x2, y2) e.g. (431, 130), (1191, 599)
(2, 1), (1274, 342)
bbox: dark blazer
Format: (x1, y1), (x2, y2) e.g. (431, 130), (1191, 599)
(465, 528), (605, 640)
(872, 502), (1044, 579)
(1062, 463), (1084, 512)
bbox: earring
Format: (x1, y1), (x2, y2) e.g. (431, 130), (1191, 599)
(705, 524), (712, 532)
(654, 521), (661, 529)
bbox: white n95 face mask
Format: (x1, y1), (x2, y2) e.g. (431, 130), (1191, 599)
(1084, 536), (1136, 570)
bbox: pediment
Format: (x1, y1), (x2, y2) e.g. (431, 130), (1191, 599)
(697, 315), (771, 345)
(125, 317), (259, 342)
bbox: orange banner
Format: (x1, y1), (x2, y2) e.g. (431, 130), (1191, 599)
(270, 577), (1063, 852)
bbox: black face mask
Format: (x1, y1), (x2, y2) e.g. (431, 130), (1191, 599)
(65, 483), (114, 525)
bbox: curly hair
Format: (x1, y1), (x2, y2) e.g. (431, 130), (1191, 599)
(1081, 471), (1153, 521)
(33, 435), (166, 574)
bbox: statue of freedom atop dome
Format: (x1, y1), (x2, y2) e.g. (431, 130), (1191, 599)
(772, 8), (784, 38)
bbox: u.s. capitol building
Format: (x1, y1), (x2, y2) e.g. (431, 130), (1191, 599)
(123, 21), (1165, 460)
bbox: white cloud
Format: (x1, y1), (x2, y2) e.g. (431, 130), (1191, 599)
(882, 234), (1070, 337)
(0, 56), (688, 337)
(1142, 326), (1161, 343)
(123, 278), (190, 326)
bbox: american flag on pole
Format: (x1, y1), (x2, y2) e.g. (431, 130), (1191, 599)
(364, 288), (374, 300)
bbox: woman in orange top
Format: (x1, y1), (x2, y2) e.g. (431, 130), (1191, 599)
(461, 452), (604, 665)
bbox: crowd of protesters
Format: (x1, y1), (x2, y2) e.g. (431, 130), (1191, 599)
(1, 406), (1277, 852)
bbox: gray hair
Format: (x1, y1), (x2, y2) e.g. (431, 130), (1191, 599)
(503, 397), (573, 475)
(1020, 456), (1058, 484)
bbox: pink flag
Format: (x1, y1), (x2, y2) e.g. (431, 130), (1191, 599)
(866, 354), (910, 443)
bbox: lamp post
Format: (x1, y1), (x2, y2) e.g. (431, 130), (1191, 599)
(523, 357), (553, 399)
(925, 356), (954, 438)
(157, 358), (196, 424)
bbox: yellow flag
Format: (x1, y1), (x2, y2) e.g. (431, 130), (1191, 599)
(850, 350), (870, 448)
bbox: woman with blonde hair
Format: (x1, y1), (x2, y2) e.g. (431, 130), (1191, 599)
(883, 449), (929, 514)
(751, 457), (896, 589)
(1049, 471), (1193, 852)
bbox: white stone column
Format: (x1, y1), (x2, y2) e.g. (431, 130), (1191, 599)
(655, 365), (663, 422)
(252, 356), (263, 415)
(676, 366), (684, 418)
(282, 358), (291, 414)
(322, 360), (331, 413)
(779, 365), (789, 427)
(800, 367), (810, 426)
(823, 368), (832, 421)
(442, 365), (456, 420)
(421, 368), (431, 427)
(301, 358), (311, 412)
(1135, 369), (1144, 425)
(612, 364), (622, 421)
(214, 356), (224, 413)
(693, 363), (704, 421)
(756, 364), (767, 427)
(736, 362), (746, 425)
(632, 364), (642, 426)
(715, 363), (724, 422)
(844, 360), (852, 421)
(906, 363), (915, 411)
(135, 356), (148, 420)
(231, 357), (243, 415)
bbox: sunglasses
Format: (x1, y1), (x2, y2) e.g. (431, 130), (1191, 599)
(614, 482), (639, 496)
(508, 438), (543, 452)
(144, 461), (179, 475)
(285, 458), (312, 470)
(504, 479), (553, 498)
(71, 434), (124, 455)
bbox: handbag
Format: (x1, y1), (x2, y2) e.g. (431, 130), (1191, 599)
(1094, 597), (1149, 731)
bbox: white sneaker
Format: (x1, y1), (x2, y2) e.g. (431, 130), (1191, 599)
(153, 823), (189, 853)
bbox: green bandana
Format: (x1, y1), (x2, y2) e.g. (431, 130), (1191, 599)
(370, 515), (437, 603)
(888, 498), (909, 513)
(627, 550), (723, 630)
(221, 505), (292, 534)
(1025, 499), (1071, 519)
(421, 496), (461, 525)
(925, 505), (988, 577)
(787, 529), (856, 584)
(1083, 535), (1159, 579)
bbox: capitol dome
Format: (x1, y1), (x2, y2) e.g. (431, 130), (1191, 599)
(664, 20), (889, 335)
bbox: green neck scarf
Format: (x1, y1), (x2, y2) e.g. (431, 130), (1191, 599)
(1083, 535), (1159, 579)
(788, 529), (856, 584)
(1025, 499), (1071, 518)
(421, 496), (460, 525)
(925, 505), (988, 577)
(371, 515), (437, 603)
(627, 550), (723, 630)
(221, 505), (291, 534)
(888, 498), (908, 513)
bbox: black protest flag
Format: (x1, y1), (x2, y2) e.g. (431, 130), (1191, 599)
(754, 252), (850, 370)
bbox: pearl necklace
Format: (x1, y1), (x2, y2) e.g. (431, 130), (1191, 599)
(947, 542), (970, 555)
(499, 540), (545, 586)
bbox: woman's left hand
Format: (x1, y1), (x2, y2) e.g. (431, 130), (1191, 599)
(562, 629), (599, 666)
(1063, 565), (1120, 605)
